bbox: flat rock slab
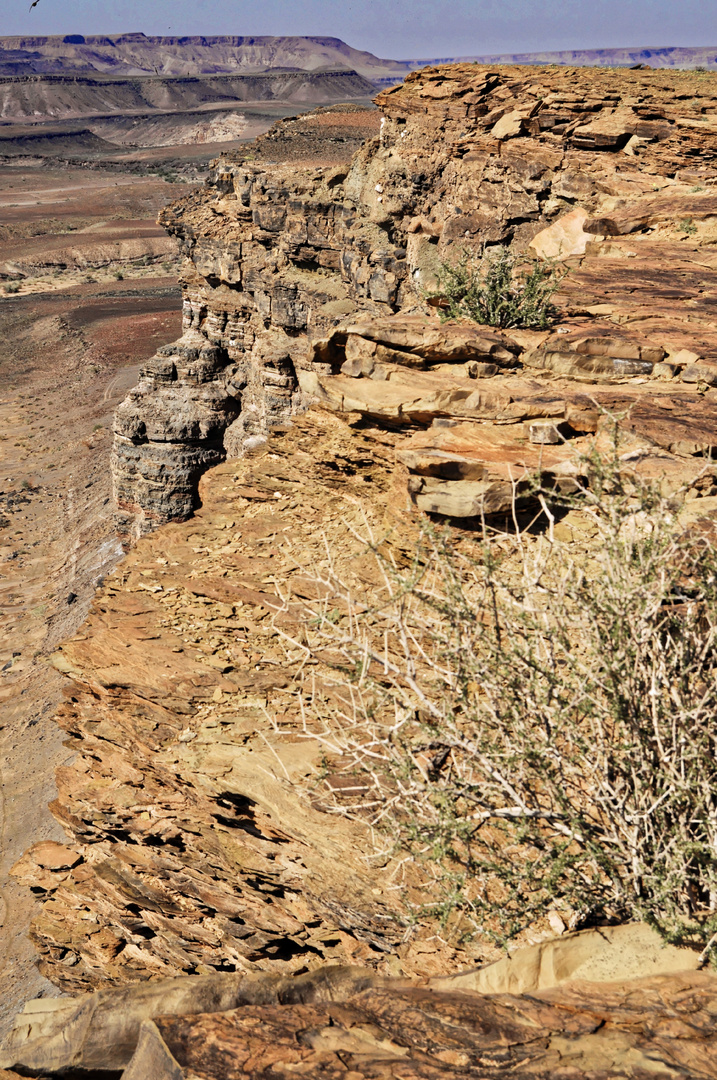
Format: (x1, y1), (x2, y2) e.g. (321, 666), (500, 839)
(2, 958), (713, 1079)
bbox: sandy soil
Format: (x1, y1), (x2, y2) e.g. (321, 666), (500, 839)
(0, 161), (183, 1033)
(0, 165), (193, 295)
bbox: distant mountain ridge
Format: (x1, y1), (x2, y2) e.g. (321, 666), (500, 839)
(0, 34), (413, 82)
(0, 69), (377, 126)
(437, 45), (717, 69)
(0, 35), (714, 85)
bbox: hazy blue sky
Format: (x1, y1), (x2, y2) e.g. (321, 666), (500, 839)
(5, 0), (717, 60)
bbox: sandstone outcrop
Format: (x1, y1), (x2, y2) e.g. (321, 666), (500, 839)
(7, 60), (717, 1075)
(113, 971), (717, 1080)
(14, 405), (716, 1001)
(2, 956), (715, 1078)
(20, 411), (461, 994)
(113, 62), (717, 538)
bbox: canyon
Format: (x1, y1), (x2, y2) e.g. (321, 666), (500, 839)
(0, 73), (376, 162)
(0, 36), (385, 167)
(3, 59), (717, 1077)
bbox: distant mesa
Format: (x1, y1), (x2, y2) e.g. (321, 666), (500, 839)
(436, 45), (717, 70)
(0, 35), (715, 83)
(0, 34), (414, 82)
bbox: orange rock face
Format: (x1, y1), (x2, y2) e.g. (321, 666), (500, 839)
(142, 973), (717, 1080)
(2, 964), (716, 1079)
(113, 63), (717, 536)
(8, 62), (717, 1076)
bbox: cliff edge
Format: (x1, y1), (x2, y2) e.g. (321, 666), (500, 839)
(113, 62), (717, 540)
(4, 61), (717, 1079)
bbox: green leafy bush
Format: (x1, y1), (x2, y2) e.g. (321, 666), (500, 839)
(431, 245), (564, 329)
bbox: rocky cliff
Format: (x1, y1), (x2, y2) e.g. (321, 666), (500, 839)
(23, 62), (717, 989)
(4, 61), (717, 1077)
(113, 62), (717, 539)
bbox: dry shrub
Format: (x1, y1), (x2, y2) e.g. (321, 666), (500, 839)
(286, 454), (717, 948)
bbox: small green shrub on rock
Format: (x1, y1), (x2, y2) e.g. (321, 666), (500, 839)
(432, 245), (564, 329)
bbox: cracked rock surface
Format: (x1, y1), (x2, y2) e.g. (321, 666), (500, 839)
(114, 63), (717, 538)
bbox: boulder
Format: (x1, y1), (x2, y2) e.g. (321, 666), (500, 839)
(529, 208), (591, 260)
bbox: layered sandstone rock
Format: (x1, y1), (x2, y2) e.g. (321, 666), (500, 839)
(112, 329), (241, 531)
(8, 63), (717, 1073)
(16, 406), (717, 1002)
(19, 411), (469, 995)
(2, 957), (714, 1078)
(112, 62), (717, 538)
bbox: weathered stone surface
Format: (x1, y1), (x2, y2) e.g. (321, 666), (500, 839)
(111, 62), (717, 536)
(11, 61), (717, 1072)
(9, 843), (82, 893)
(491, 108), (527, 140)
(131, 973), (717, 1080)
(432, 923), (700, 995)
(529, 208), (591, 260)
(20, 411), (501, 996)
(3, 958), (714, 1079)
(18, 405), (717, 1003)
(571, 106), (642, 151)
(112, 330), (242, 540)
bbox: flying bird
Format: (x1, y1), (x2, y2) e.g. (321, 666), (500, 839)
(29, 0), (41, 9)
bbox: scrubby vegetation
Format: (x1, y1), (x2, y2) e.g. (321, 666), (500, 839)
(431, 245), (564, 329)
(296, 448), (717, 951)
